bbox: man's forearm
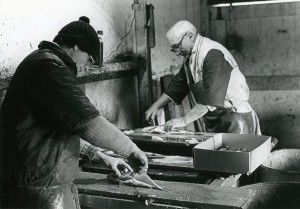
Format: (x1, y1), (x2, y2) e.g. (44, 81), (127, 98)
(183, 103), (209, 125)
(76, 116), (138, 157)
(145, 93), (173, 121)
(154, 93), (172, 109)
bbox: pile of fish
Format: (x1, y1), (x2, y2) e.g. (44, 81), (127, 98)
(141, 126), (194, 135)
(218, 146), (249, 152)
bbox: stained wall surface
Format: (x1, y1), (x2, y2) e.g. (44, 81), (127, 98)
(148, 0), (202, 78)
(0, 0), (205, 129)
(0, 0), (137, 78)
(209, 2), (300, 148)
(0, 0), (140, 128)
(81, 77), (139, 129)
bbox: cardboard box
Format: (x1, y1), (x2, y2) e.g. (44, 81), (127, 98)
(193, 133), (272, 175)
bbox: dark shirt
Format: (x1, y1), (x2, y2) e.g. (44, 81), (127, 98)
(164, 49), (233, 106)
(0, 41), (99, 188)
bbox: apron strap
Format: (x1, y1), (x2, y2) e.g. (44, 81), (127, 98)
(184, 57), (195, 84)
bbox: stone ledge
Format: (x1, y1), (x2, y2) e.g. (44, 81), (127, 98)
(0, 60), (145, 90)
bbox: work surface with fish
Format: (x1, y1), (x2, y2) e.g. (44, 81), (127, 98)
(76, 128), (299, 208)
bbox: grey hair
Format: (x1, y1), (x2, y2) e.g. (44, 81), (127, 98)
(166, 20), (198, 40)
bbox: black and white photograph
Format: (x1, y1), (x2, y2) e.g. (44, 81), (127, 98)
(0, 0), (300, 208)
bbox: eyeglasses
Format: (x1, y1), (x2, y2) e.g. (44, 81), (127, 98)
(170, 33), (187, 52)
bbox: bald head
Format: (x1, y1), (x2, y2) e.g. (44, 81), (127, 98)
(166, 20), (198, 46)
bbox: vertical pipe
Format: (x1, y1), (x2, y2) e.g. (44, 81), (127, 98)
(145, 4), (155, 105)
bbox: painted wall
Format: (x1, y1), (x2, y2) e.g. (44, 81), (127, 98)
(0, 0), (205, 129)
(81, 77), (139, 129)
(0, 0), (137, 78)
(208, 2), (300, 148)
(208, 2), (300, 77)
(0, 0), (141, 128)
(148, 0), (202, 78)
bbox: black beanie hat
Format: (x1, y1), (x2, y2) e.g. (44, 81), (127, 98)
(54, 16), (100, 64)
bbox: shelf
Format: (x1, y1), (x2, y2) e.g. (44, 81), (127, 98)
(0, 60), (145, 90)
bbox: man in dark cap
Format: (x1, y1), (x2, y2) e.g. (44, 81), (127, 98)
(0, 16), (147, 208)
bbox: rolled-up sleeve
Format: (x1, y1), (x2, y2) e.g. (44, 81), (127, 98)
(163, 65), (190, 104)
(26, 60), (99, 132)
(199, 49), (232, 107)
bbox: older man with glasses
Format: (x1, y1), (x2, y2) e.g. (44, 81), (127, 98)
(145, 20), (261, 135)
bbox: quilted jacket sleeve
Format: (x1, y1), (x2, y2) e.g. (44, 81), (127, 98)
(25, 59), (99, 132)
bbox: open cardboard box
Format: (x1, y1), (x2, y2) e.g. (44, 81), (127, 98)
(193, 133), (272, 175)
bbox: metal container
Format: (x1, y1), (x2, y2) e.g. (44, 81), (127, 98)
(256, 149), (300, 183)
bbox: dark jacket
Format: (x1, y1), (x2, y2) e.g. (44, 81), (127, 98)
(0, 41), (99, 193)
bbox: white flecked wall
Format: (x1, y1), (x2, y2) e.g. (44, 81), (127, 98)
(0, 0), (136, 78)
(148, 0), (202, 78)
(1, 0), (200, 129)
(0, 0), (140, 128)
(81, 77), (140, 129)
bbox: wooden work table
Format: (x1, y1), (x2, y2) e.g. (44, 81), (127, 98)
(75, 171), (251, 209)
(75, 171), (300, 209)
(76, 130), (294, 209)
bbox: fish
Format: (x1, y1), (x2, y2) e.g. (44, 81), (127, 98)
(107, 172), (163, 190)
(142, 125), (195, 135)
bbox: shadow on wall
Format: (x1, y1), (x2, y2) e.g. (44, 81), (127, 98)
(260, 116), (300, 149)
(225, 33), (243, 53)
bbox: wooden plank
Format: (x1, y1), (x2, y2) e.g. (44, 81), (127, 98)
(0, 61), (144, 90)
(133, 140), (195, 157)
(126, 131), (212, 156)
(79, 194), (191, 209)
(221, 174), (242, 187)
(133, 0), (146, 56)
(81, 157), (194, 172)
(80, 163), (209, 184)
(77, 68), (139, 84)
(75, 171), (252, 209)
(210, 174), (242, 187)
(126, 129), (213, 143)
(125, 130), (215, 156)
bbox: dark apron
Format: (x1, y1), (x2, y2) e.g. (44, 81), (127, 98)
(6, 137), (81, 209)
(185, 60), (255, 134)
(8, 182), (80, 209)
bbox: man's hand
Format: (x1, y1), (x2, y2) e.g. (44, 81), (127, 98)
(164, 117), (187, 132)
(93, 151), (133, 177)
(145, 94), (172, 123)
(145, 104), (158, 122)
(127, 147), (148, 174)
